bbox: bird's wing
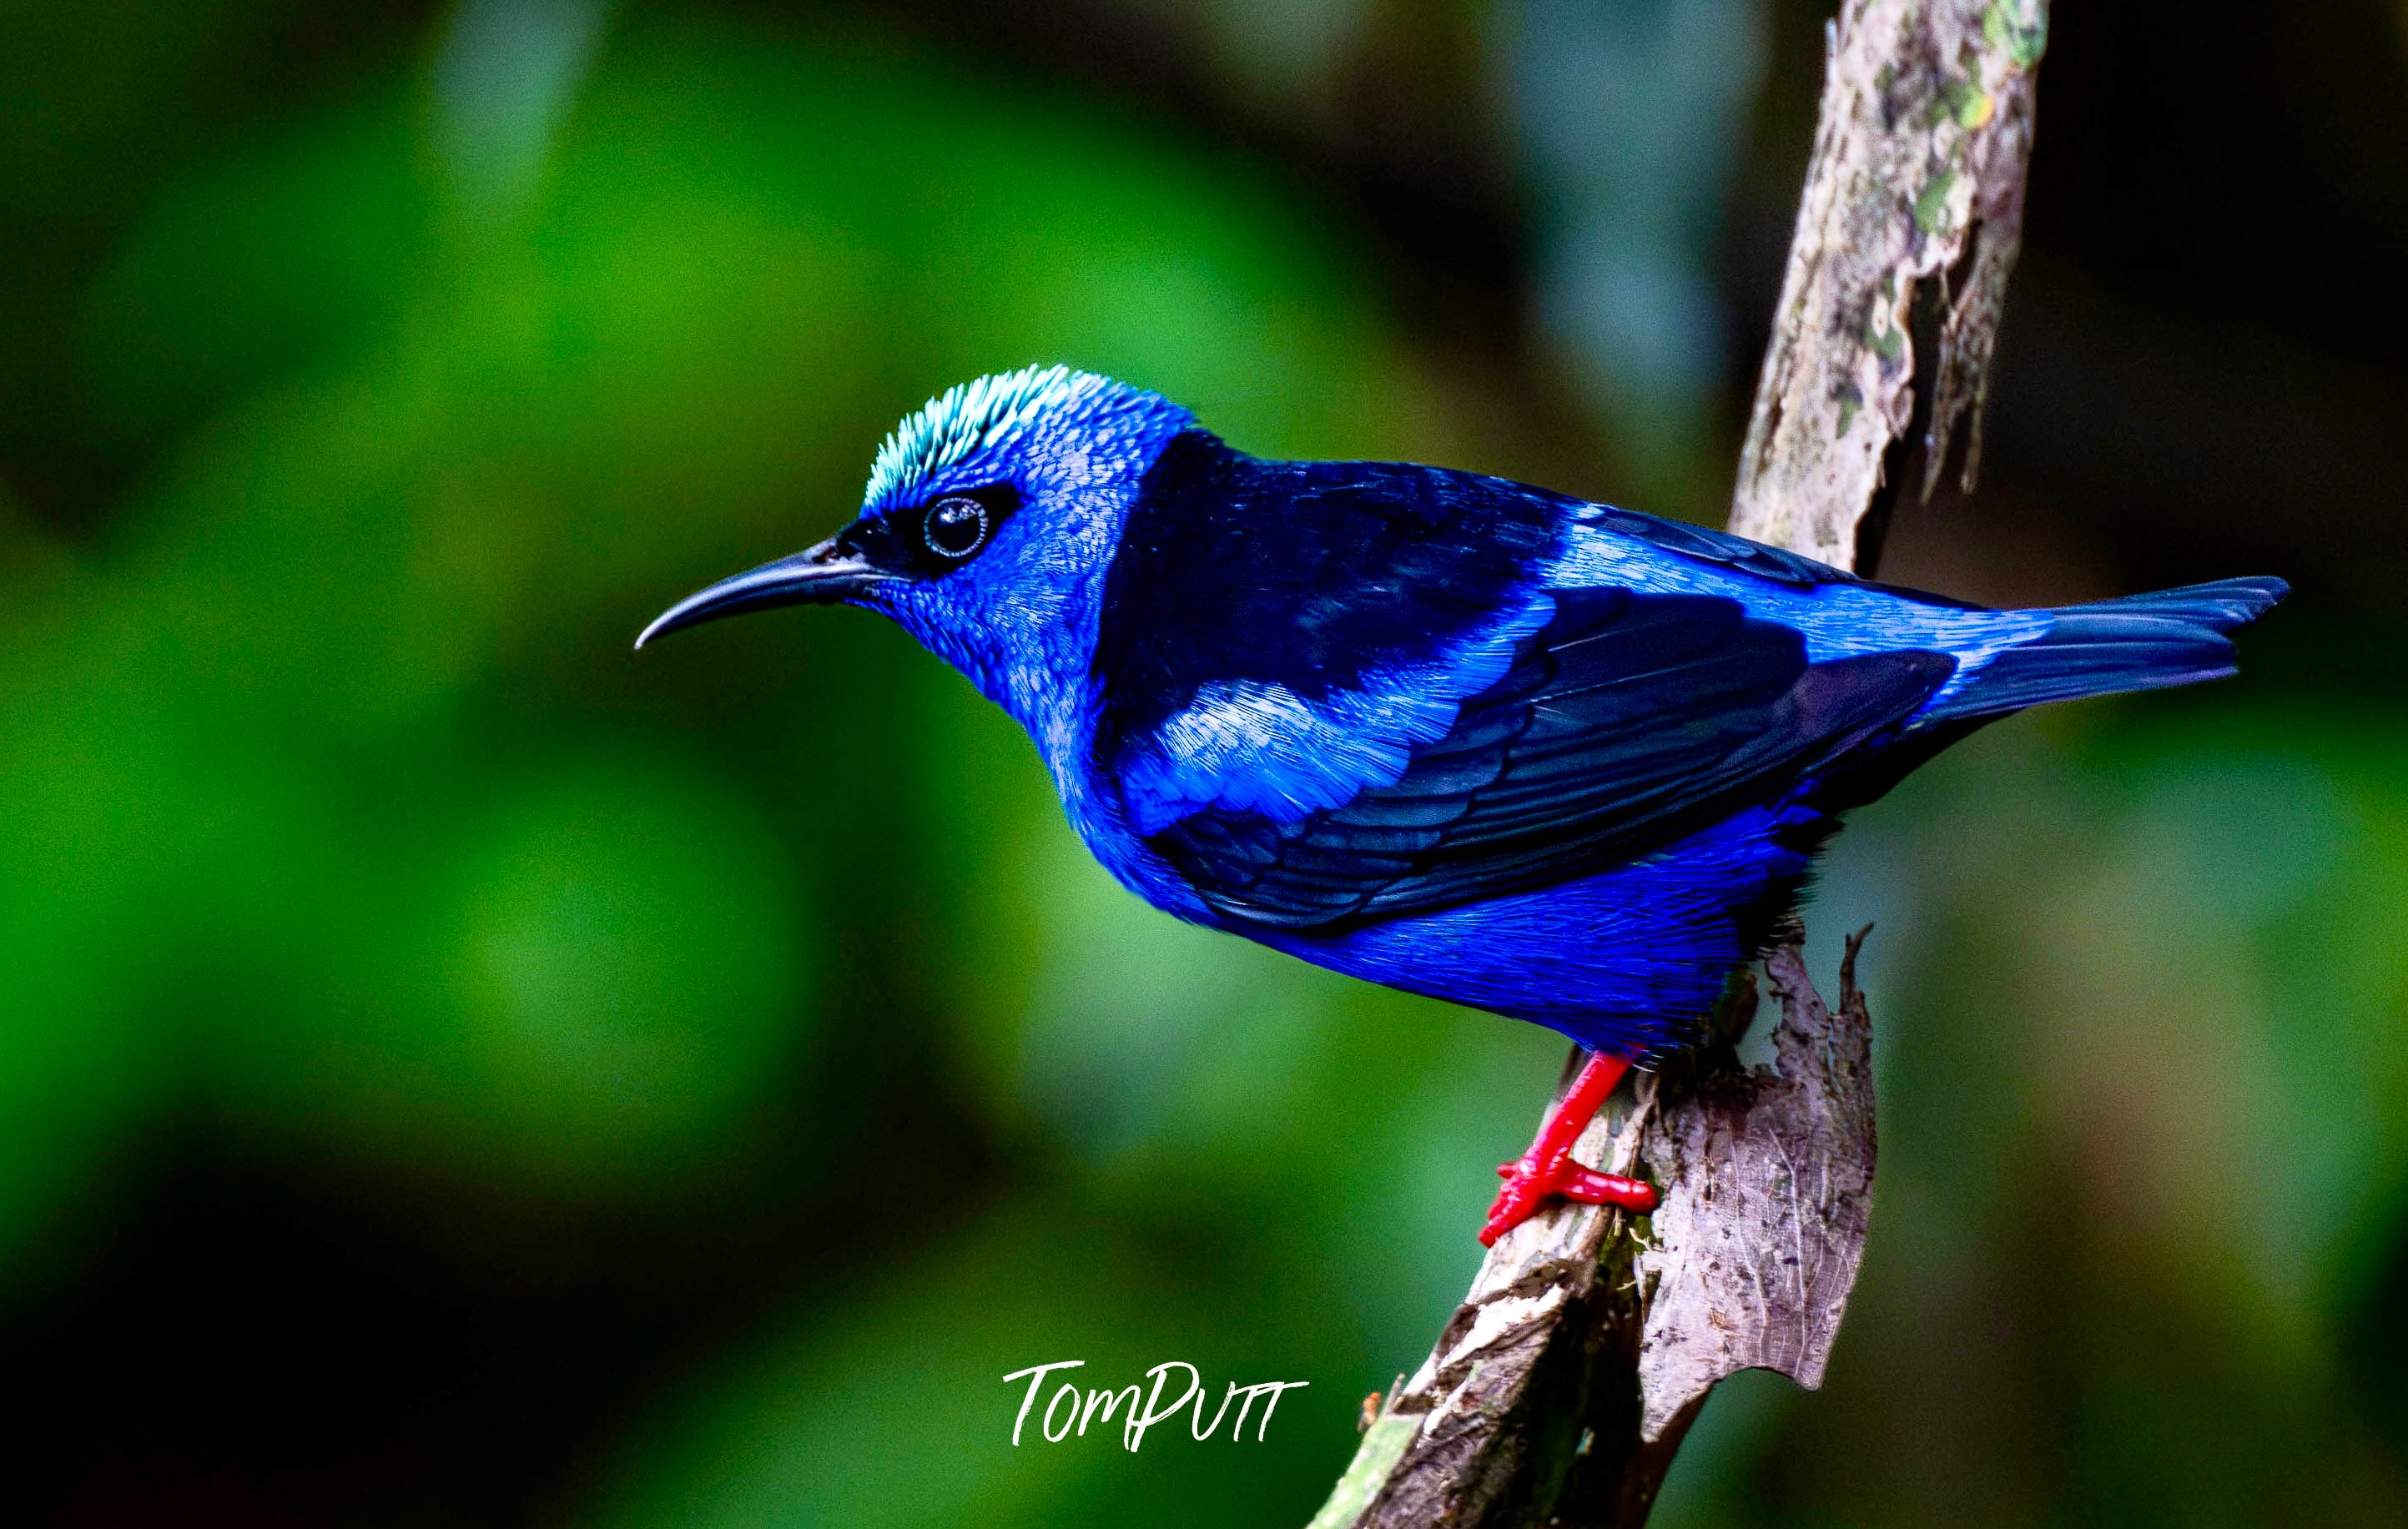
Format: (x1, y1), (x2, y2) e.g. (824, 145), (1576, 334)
(1139, 585), (1956, 933)
(1095, 434), (1569, 835)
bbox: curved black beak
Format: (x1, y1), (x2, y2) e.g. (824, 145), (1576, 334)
(635, 539), (896, 649)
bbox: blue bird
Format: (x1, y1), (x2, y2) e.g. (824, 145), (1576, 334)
(639, 365), (2286, 1244)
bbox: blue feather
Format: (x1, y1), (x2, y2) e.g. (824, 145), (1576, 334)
(1112, 587), (1554, 833)
(1922, 576), (2289, 722)
(1262, 802), (1826, 1059)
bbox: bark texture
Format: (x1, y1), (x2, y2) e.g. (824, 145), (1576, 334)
(1731, 0), (2048, 562)
(1305, 3), (2045, 1523)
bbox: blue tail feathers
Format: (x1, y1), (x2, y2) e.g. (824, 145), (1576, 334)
(1928, 576), (2290, 723)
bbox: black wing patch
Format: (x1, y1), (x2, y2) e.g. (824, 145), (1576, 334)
(1147, 588), (1956, 933)
(1092, 431), (1565, 765)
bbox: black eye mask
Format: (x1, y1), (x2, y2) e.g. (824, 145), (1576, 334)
(842, 484), (1020, 579)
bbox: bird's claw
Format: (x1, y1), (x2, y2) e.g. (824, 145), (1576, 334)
(1474, 1049), (1656, 1246)
(1479, 1153), (1657, 1246)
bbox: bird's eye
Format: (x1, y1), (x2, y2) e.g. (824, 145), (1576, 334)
(922, 497), (990, 561)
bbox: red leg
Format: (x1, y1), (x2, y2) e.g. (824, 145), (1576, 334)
(1479, 1051), (1658, 1246)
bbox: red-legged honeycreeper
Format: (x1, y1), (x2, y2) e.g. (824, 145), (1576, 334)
(639, 365), (2286, 1243)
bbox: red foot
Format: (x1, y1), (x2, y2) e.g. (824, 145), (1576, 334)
(1479, 1051), (1659, 1246)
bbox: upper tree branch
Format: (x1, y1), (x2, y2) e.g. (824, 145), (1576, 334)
(1732, 0), (2047, 557)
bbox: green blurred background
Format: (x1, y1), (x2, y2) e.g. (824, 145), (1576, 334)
(1, 0), (2403, 1522)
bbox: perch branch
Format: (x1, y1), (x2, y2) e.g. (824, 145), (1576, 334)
(1307, 3), (2046, 1524)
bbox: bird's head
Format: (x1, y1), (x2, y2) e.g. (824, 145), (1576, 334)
(637, 365), (1193, 732)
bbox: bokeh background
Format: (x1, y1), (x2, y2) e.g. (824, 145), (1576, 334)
(2, 0), (2403, 1522)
